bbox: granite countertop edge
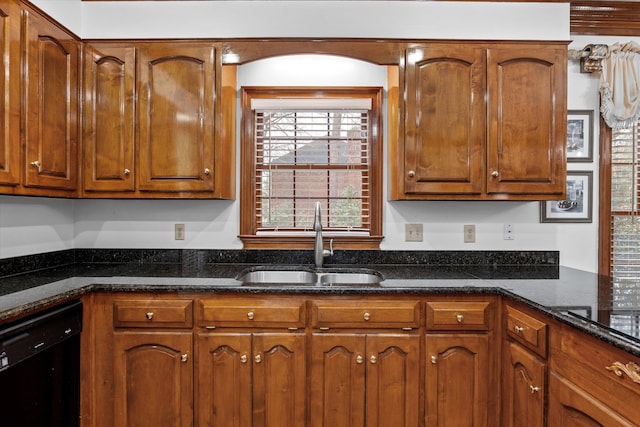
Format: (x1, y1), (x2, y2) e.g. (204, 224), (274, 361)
(2, 266), (638, 358)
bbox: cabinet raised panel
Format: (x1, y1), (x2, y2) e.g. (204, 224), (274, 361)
(137, 44), (215, 193)
(426, 333), (490, 427)
(404, 45), (485, 195)
(113, 331), (193, 427)
(393, 42), (567, 200)
(23, 9), (79, 191)
(197, 332), (306, 427)
(83, 44), (135, 192)
(0, 0), (19, 188)
(503, 342), (546, 427)
(487, 45), (567, 196)
(310, 332), (420, 427)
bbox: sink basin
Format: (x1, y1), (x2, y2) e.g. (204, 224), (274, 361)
(236, 266), (383, 286)
(318, 270), (383, 286)
(237, 269), (317, 285)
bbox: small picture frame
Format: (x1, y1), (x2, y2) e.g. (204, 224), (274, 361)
(540, 171), (593, 223)
(567, 110), (594, 162)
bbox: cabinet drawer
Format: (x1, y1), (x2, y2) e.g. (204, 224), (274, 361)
(426, 301), (492, 331)
(311, 300), (421, 329)
(113, 299), (193, 328)
(199, 297), (306, 328)
(505, 305), (547, 357)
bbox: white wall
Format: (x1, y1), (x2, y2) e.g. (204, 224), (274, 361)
(3, 1), (609, 272)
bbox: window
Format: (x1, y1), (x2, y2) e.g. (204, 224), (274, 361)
(604, 123), (640, 336)
(239, 87), (383, 249)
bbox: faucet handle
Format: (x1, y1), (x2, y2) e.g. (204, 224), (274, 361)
(323, 238), (334, 257)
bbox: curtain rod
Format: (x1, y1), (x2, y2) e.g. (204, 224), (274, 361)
(568, 44), (608, 73)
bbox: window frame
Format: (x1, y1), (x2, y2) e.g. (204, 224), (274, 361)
(239, 86), (383, 250)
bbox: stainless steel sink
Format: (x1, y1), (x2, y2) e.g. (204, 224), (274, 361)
(236, 267), (383, 286)
(236, 269), (317, 285)
(318, 270), (383, 286)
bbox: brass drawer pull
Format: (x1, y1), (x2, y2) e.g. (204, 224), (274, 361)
(146, 312), (154, 320)
(247, 311), (255, 320)
(356, 354), (364, 364)
(30, 160), (41, 172)
(491, 170), (499, 178)
(431, 355), (437, 364)
(606, 361), (640, 384)
(370, 355), (377, 364)
(240, 354), (248, 364)
(124, 168), (131, 176)
(456, 314), (464, 323)
(180, 353), (188, 363)
(530, 385), (540, 394)
(514, 325), (524, 333)
(363, 312), (371, 321)
(254, 354), (262, 363)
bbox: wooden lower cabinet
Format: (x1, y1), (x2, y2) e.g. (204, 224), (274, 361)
(310, 332), (420, 427)
(502, 342), (546, 427)
(425, 333), (491, 427)
(547, 372), (636, 427)
(112, 331), (193, 427)
(196, 331), (306, 427)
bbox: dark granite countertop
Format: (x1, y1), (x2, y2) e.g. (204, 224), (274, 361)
(0, 249), (636, 358)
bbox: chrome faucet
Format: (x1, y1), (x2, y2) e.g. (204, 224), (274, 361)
(313, 202), (333, 268)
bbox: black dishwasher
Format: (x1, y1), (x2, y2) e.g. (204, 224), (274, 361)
(0, 299), (82, 427)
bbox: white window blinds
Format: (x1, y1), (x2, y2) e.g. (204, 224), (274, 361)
(254, 107), (370, 234)
(610, 124), (640, 336)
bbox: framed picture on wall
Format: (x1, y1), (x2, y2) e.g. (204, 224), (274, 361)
(540, 171), (593, 223)
(567, 110), (594, 162)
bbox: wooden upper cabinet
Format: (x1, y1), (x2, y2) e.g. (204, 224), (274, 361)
(487, 44), (567, 197)
(137, 43), (216, 193)
(22, 8), (79, 192)
(393, 41), (567, 201)
(83, 43), (135, 192)
(404, 45), (486, 196)
(0, 0), (20, 188)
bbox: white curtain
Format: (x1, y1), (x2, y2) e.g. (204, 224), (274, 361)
(600, 41), (640, 129)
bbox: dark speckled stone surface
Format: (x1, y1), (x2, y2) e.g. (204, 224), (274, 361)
(2, 249), (640, 358)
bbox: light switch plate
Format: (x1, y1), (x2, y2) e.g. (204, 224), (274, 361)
(175, 224), (185, 240)
(405, 224), (423, 242)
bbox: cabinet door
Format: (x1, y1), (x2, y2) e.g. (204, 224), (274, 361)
(404, 45), (485, 196)
(113, 331), (193, 427)
(253, 332), (307, 427)
(486, 44), (566, 196)
(0, 0), (19, 187)
(548, 372), (636, 427)
(83, 43), (135, 192)
(22, 9), (79, 191)
(137, 43), (215, 193)
(502, 342), (545, 427)
(310, 333), (366, 427)
(366, 334), (421, 427)
(197, 332), (252, 427)
(426, 333), (490, 427)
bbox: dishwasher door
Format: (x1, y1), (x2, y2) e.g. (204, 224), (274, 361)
(0, 299), (82, 427)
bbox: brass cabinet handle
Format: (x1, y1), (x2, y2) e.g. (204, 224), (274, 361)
(180, 353), (188, 363)
(146, 312), (154, 320)
(408, 170), (415, 178)
(370, 355), (377, 364)
(530, 385), (540, 394)
(606, 361), (640, 384)
(204, 168), (210, 175)
(363, 312), (371, 321)
(456, 314), (464, 323)
(491, 170), (499, 178)
(356, 354), (364, 364)
(514, 325), (524, 333)
(30, 160), (41, 172)
(240, 354), (248, 363)
(254, 353), (262, 363)
(431, 355), (437, 364)
(247, 311), (255, 320)
(124, 168), (131, 175)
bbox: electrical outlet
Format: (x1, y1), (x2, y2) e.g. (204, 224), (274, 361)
(175, 224), (185, 240)
(405, 224), (423, 242)
(504, 223), (515, 240)
(463, 224), (476, 243)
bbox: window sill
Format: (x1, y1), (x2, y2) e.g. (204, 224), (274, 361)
(239, 235), (383, 250)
